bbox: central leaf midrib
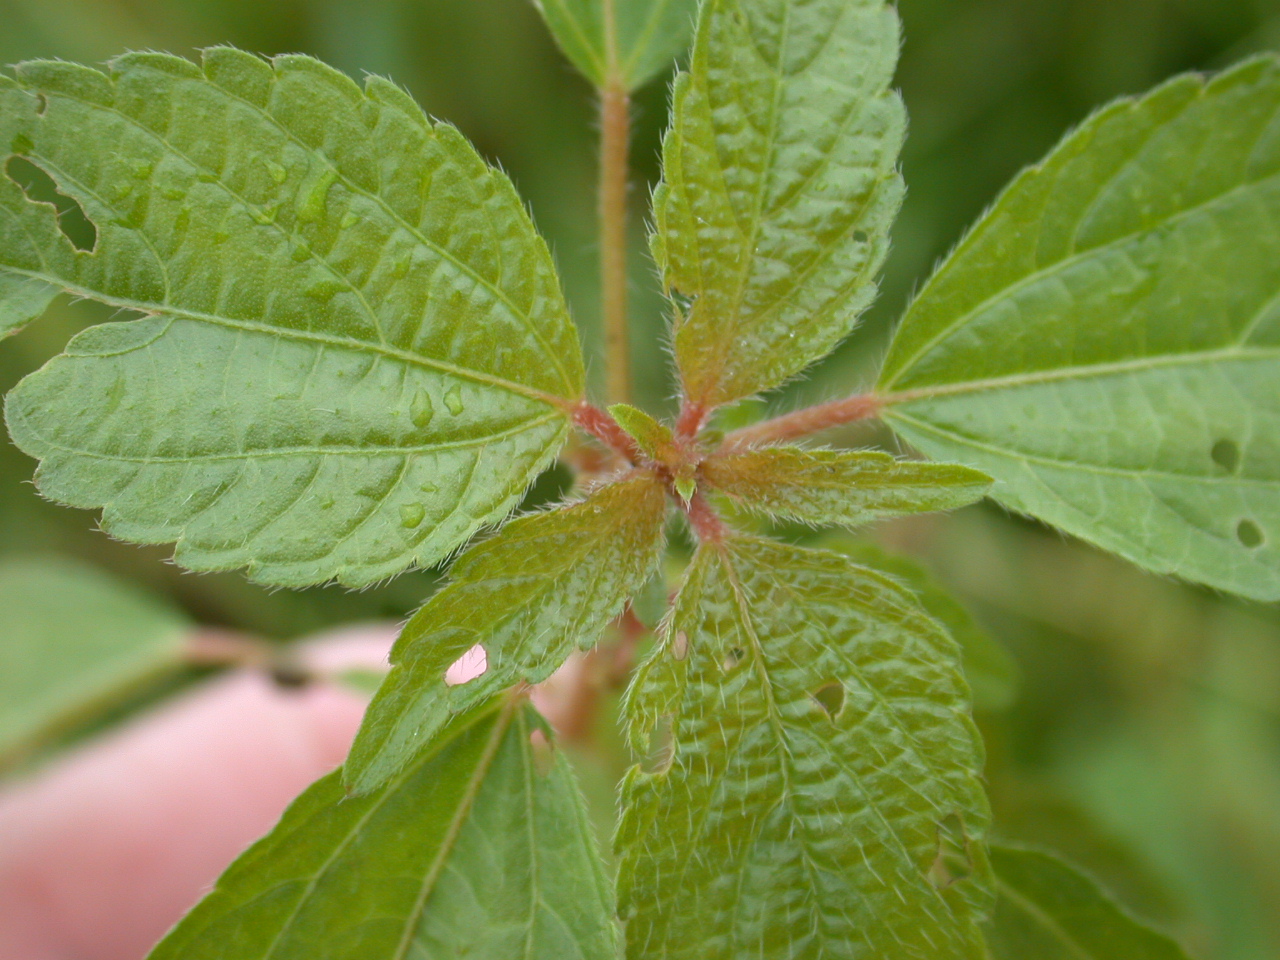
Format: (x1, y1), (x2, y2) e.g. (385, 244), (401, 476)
(2, 265), (567, 409)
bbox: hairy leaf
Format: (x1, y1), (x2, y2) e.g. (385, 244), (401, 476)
(533, 0), (697, 91)
(821, 537), (1018, 712)
(0, 268), (57, 338)
(609, 402), (675, 461)
(703, 447), (991, 528)
(656, 0), (905, 409)
(879, 56), (1280, 601)
(346, 473), (668, 793)
(0, 50), (584, 587)
(986, 845), (1192, 960)
(149, 698), (618, 960)
(0, 555), (188, 773)
(617, 536), (993, 959)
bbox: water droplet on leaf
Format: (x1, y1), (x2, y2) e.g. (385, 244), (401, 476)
(400, 502), (426, 529)
(444, 385), (464, 416)
(410, 389), (434, 428)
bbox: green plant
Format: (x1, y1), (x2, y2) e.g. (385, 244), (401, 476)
(1, 0), (1275, 954)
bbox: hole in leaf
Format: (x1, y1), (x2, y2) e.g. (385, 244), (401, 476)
(928, 813), (974, 890)
(853, 229), (869, 243)
(641, 714), (675, 775)
(670, 629), (689, 661)
(722, 647), (745, 671)
(444, 643), (488, 687)
(33, 92), (48, 116)
(1211, 439), (1241, 473)
(810, 681), (845, 720)
(1237, 519), (1264, 549)
(5, 155), (97, 251)
(529, 728), (555, 777)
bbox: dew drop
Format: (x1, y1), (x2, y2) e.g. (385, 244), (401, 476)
(444, 385), (464, 416)
(251, 201), (280, 226)
(340, 210), (359, 229)
(410, 388), (434, 428)
(419, 482), (439, 494)
(296, 167), (337, 223)
(266, 160), (287, 183)
(290, 243), (310, 262)
(400, 502), (426, 528)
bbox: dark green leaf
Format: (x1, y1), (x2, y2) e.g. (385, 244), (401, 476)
(656, 0), (905, 409)
(879, 56), (1280, 601)
(0, 50), (584, 587)
(346, 473), (668, 793)
(149, 698), (618, 960)
(617, 536), (994, 959)
(0, 268), (57, 338)
(986, 845), (1193, 960)
(533, 0), (697, 90)
(702, 447), (991, 528)
(820, 537), (1018, 712)
(0, 555), (189, 773)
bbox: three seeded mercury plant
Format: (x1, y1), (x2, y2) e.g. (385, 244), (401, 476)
(0, 0), (1275, 956)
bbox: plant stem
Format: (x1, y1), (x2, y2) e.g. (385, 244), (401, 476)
(599, 78), (632, 405)
(720, 393), (883, 452)
(572, 400), (642, 463)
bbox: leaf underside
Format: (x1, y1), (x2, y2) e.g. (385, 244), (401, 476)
(534, 0), (698, 91)
(986, 845), (1193, 960)
(879, 55), (1280, 601)
(0, 49), (584, 587)
(702, 447), (991, 528)
(0, 269), (57, 338)
(0, 555), (189, 773)
(345, 473), (669, 794)
(148, 699), (618, 960)
(656, 0), (905, 409)
(617, 536), (994, 960)
(820, 536), (1019, 713)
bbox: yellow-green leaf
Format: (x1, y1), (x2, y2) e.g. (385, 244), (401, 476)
(533, 0), (698, 91)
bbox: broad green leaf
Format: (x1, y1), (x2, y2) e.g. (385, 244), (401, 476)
(0, 555), (189, 773)
(656, 0), (905, 409)
(986, 845), (1192, 960)
(0, 49), (584, 587)
(820, 537), (1018, 712)
(702, 447), (991, 528)
(878, 56), (1280, 601)
(533, 0), (697, 91)
(617, 536), (994, 959)
(0, 268), (57, 338)
(346, 473), (668, 793)
(149, 698), (618, 960)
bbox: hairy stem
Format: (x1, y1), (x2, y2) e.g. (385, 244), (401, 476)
(599, 78), (632, 405)
(572, 401), (642, 464)
(720, 393), (883, 452)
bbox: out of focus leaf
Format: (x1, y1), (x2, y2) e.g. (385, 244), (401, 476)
(879, 56), (1280, 601)
(0, 555), (189, 773)
(824, 537), (1018, 712)
(0, 269), (57, 338)
(986, 845), (1193, 960)
(703, 447), (991, 528)
(149, 698), (618, 960)
(655, 0), (905, 409)
(533, 0), (697, 90)
(1, 49), (583, 588)
(617, 536), (993, 958)
(346, 473), (668, 793)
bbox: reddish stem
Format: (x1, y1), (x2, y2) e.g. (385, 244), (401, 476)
(720, 393), (883, 452)
(683, 490), (727, 543)
(675, 399), (709, 439)
(572, 401), (642, 464)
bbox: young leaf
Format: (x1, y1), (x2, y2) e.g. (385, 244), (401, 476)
(820, 536), (1019, 712)
(148, 698), (618, 960)
(0, 555), (189, 773)
(878, 56), (1280, 601)
(0, 49), (584, 587)
(656, 0), (905, 410)
(617, 536), (994, 959)
(702, 446), (991, 528)
(986, 845), (1193, 960)
(0, 268), (57, 338)
(345, 473), (668, 793)
(609, 402), (676, 461)
(533, 0), (698, 91)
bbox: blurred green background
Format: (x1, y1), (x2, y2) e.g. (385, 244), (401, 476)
(1, 1), (1278, 957)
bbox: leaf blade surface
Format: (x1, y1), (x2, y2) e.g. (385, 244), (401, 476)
(656, 0), (905, 409)
(616, 536), (994, 959)
(346, 473), (668, 793)
(148, 699), (618, 960)
(0, 50), (584, 587)
(879, 57), (1280, 600)
(534, 0), (698, 90)
(0, 268), (57, 338)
